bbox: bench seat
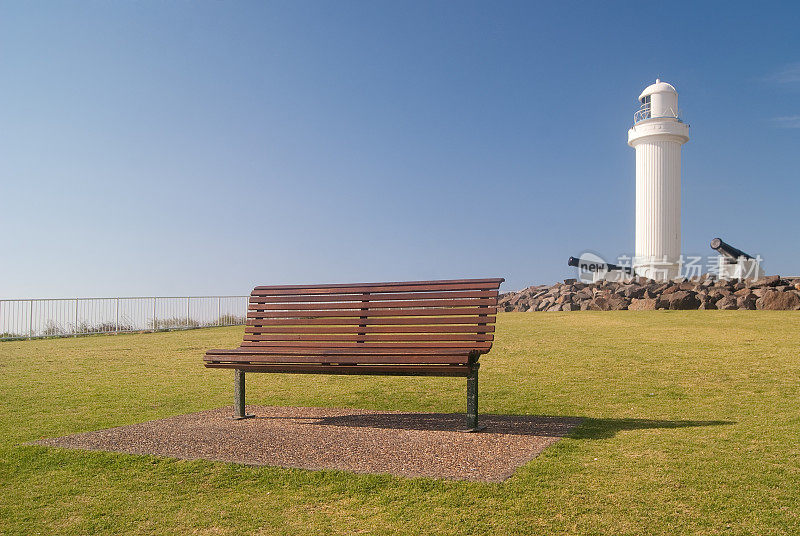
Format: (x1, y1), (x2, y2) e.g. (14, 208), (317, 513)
(204, 278), (504, 431)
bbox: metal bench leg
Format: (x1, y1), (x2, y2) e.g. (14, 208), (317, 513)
(232, 369), (255, 420)
(461, 364), (485, 432)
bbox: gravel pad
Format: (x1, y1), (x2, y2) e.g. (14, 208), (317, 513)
(36, 406), (580, 482)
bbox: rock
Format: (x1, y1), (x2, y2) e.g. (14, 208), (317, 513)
(736, 293), (758, 310)
(556, 293), (574, 304)
(754, 275), (781, 287)
(591, 297), (611, 311)
(581, 297), (608, 311)
(653, 283), (670, 294)
(664, 290), (701, 310)
(716, 295), (738, 310)
(698, 296), (718, 310)
(629, 298), (657, 310)
(756, 290), (800, 310)
(607, 296), (629, 310)
(622, 285), (646, 299)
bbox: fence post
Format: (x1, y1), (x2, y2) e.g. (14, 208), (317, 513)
(153, 297), (157, 331)
(116, 297), (120, 333)
(187, 297), (191, 328)
(74, 298), (79, 337)
(218, 296), (221, 326)
(29, 299), (33, 339)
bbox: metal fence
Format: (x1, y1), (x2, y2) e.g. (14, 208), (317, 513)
(0, 296), (249, 340)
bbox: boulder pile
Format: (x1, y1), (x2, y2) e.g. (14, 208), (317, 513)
(499, 275), (800, 312)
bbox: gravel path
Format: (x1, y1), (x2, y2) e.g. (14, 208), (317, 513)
(36, 406), (581, 482)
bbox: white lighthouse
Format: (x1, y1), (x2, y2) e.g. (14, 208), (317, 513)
(628, 79), (690, 281)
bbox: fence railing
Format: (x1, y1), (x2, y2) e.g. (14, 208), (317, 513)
(0, 296), (250, 340)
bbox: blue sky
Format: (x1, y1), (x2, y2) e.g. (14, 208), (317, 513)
(1, 1), (799, 297)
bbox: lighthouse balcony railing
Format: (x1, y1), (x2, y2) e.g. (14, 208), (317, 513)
(633, 105), (683, 124)
(633, 106), (650, 123)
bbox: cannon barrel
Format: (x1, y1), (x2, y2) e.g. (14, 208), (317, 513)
(710, 238), (754, 260)
(567, 256), (580, 268)
(568, 256), (633, 274)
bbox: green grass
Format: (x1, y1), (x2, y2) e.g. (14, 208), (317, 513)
(1, 312), (799, 535)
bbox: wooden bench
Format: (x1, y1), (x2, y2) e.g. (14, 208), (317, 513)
(204, 278), (504, 431)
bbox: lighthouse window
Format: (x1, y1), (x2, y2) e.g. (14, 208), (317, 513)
(635, 94), (652, 122)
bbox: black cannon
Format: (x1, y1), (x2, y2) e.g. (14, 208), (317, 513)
(709, 238), (754, 260)
(568, 256), (633, 274)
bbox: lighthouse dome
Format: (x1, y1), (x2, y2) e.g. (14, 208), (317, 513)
(638, 79), (677, 102)
(636, 78), (679, 120)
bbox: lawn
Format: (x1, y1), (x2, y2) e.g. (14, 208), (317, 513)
(1, 312), (799, 535)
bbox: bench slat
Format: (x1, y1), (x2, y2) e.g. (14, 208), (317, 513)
(248, 290), (498, 304)
(245, 325), (495, 334)
(247, 298), (497, 311)
(204, 363), (472, 377)
(242, 333), (493, 342)
(247, 307), (497, 319)
(205, 354), (471, 365)
(206, 347), (477, 356)
(238, 341), (492, 349)
(253, 278), (504, 291)
(246, 316), (496, 326)
(251, 282), (503, 297)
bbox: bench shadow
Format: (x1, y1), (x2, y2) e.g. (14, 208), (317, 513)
(264, 412), (733, 439)
(570, 417), (734, 440)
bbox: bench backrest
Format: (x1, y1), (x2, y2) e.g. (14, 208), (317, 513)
(244, 278), (504, 356)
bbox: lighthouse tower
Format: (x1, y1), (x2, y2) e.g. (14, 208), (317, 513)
(628, 79), (690, 281)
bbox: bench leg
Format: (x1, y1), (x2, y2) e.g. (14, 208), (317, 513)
(461, 365), (485, 432)
(232, 369), (255, 420)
